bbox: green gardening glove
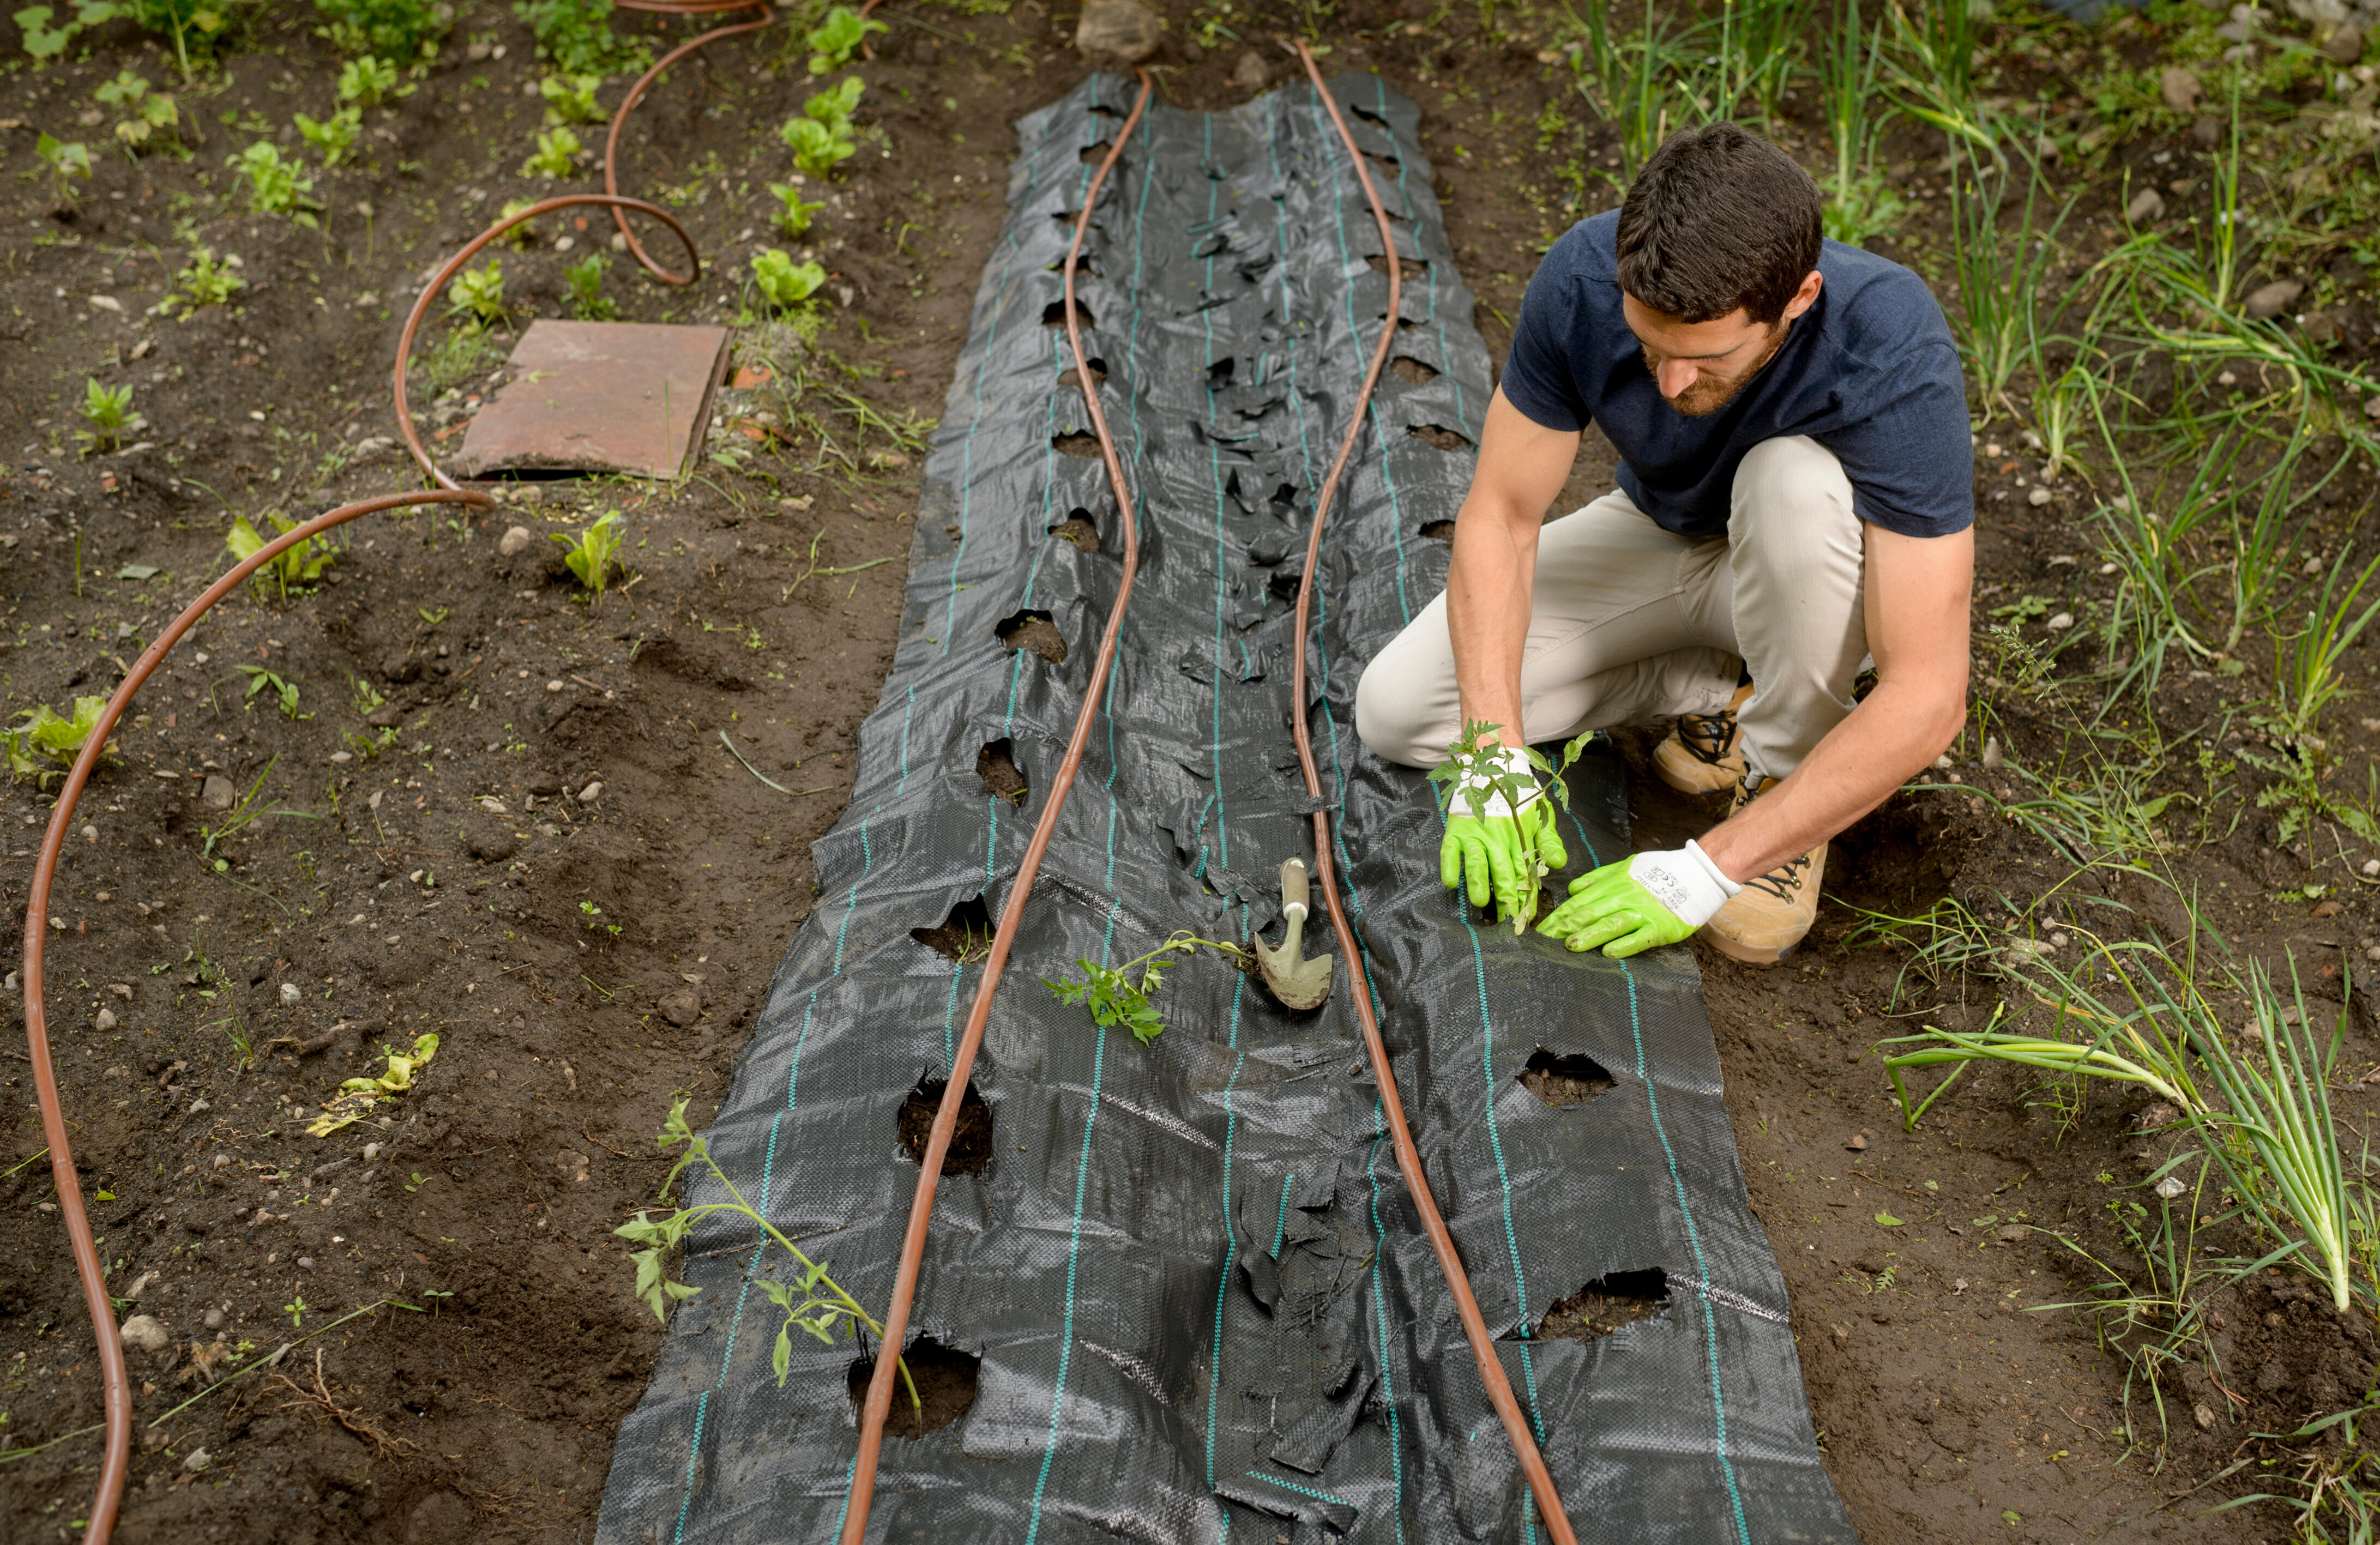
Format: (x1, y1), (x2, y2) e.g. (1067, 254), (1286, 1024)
(1436, 746), (1569, 926)
(1537, 841), (1739, 958)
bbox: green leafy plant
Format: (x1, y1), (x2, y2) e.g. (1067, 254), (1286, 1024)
(1, 697), (108, 783)
(551, 509), (623, 599)
(1044, 931), (1252, 1046)
(618, 1095), (921, 1407)
(336, 52), (402, 106)
(305, 1032), (437, 1134)
(33, 132), (92, 201)
(314, 0), (450, 63)
(94, 69), (178, 150)
(513, 0), (647, 77)
(538, 70), (601, 123)
(563, 250), (617, 320)
(19, 0), (229, 81)
(227, 141), (321, 225)
(237, 665), (308, 721)
(226, 510), (339, 598)
(445, 257), (506, 330)
(521, 124), (581, 179)
(295, 104), (361, 165)
(766, 180), (823, 236)
(2241, 549), (2380, 844)
(804, 3), (883, 75)
(75, 377), (143, 452)
(1425, 719), (1593, 932)
(781, 79), (863, 178)
(154, 246), (244, 317)
(14, 0), (117, 63)
(750, 248), (826, 313)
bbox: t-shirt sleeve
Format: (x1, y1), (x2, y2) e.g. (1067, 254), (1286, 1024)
(1497, 256), (1590, 433)
(1821, 341), (1974, 538)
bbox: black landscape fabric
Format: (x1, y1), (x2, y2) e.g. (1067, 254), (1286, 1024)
(595, 74), (1857, 1544)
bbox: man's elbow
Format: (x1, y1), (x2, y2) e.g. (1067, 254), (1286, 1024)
(1918, 666), (1971, 760)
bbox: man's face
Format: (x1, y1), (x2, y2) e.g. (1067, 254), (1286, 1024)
(1619, 272), (1822, 418)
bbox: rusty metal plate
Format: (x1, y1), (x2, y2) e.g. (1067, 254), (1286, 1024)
(450, 320), (731, 479)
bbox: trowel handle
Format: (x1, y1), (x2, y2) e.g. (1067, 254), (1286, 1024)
(1279, 856), (1310, 921)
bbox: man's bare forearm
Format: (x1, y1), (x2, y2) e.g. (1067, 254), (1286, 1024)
(1444, 500), (1541, 752)
(1696, 677), (1965, 883)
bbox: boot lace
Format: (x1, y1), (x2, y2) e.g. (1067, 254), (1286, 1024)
(1741, 848), (1812, 903)
(1674, 707), (1739, 768)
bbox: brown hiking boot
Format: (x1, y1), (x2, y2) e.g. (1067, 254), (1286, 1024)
(1703, 775), (1824, 965)
(1654, 680), (1754, 796)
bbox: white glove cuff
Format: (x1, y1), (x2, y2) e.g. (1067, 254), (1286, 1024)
(1625, 840), (1741, 928)
(1452, 746), (1544, 819)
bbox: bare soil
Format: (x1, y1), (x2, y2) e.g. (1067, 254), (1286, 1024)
(1, 4), (2374, 1544)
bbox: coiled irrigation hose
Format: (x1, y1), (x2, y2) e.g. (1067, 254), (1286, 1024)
(841, 46), (1580, 1544)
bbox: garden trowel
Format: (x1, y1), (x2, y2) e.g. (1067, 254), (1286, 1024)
(1257, 857), (1334, 1011)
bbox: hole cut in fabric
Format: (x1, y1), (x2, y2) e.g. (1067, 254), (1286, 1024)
(848, 1336), (981, 1438)
(1418, 520), (1455, 543)
(912, 895), (994, 962)
(1389, 355), (1438, 385)
(1364, 253), (1429, 280)
(897, 1073), (994, 1175)
(1047, 509), (1100, 553)
(1053, 431), (1102, 460)
(1041, 298), (1094, 330)
(1408, 423), (1473, 452)
(1519, 1048), (1616, 1108)
(1058, 358), (1108, 391)
(1532, 1270), (1672, 1343)
(996, 609), (1068, 663)
(977, 738), (1028, 805)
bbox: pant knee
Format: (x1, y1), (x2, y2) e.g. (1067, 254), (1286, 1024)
(1353, 659), (1443, 769)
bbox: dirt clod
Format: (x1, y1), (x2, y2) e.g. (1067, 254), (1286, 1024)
(1517, 1048), (1614, 1108)
(1537, 1270), (1668, 1343)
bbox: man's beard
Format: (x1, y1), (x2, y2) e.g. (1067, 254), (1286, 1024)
(1650, 323), (1788, 418)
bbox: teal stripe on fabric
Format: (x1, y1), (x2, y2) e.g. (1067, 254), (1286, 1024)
(1270, 1171), (1294, 1259)
(1619, 957), (1754, 1543)
(1197, 114), (1231, 871)
(939, 961), (962, 1070)
(1202, 951), (1251, 1518)
(1362, 1124), (1409, 1545)
(671, 1389), (709, 1544)
(1245, 1469), (1355, 1510)
(827, 1453), (857, 1541)
(1369, 78), (1471, 438)
(895, 685), (915, 793)
(829, 812), (875, 977)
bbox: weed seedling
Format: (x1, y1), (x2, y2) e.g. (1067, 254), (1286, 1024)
(552, 509), (624, 599)
(751, 248), (826, 313)
(284, 1296), (306, 1330)
(94, 69), (178, 150)
(805, 4), (884, 75)
(445, 258), (506, 330)
(562, 251), (618, 320)
(154, 247), (244, 317)
(336, 53), (405, 107)
(74, 378), (143, 453)
(295, 105), (362, 166)
(227, 142), (321, 226)
(226, 511), (339, 598)
(1044, 931), (1254, 1045)
(1, 697), (108, 784)
(237, 666), (309, 721)
(522, 124), (581, 179)
(538, 70), (602, 124)
(766, 182), (824, 237)
(618, 1095), (921, 1409)
(197, 755), (321, 865)
(34, 133), (92, 201)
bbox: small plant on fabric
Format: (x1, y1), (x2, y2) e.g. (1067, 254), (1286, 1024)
(781, 78), (863, 179)
(75, 378), (143, 452)
(513, 0), (648, 77)
(1, 697), (109, 784)
(551, 509), (624, 599)
(336, 53), (405, 106)
(538, 70), (602, 123)
(618, 1095), (923, 1409)
(1426, 719), (1593, 932)
(94, 70), (179, 150)
(34, 133), (92, 201)
(445, 258), (507, 330)
(296, 104), (363, 165)
(521, 124), (581, 179)
(226, 511), (339, 598)
(766, 180), (823, 236)
(227, 142), (321, 225)
(805, 4), (884, 74)
(314, 0), (453, 63)
(563, 251), (618, 319)
(153, 248), (244, 317)
(750, 248), (826, 313)
(1044, 931), (1254, 1046)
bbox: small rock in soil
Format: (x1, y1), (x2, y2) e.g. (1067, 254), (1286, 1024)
(2244, 279), (2305, 320)
(498, 524), (537, 556)
(96, 1007), (118, 1031)
(118, 1314), (169, 1353)
(466, 822), (520, 864)
(201, 774), (235, 810)
(1845, 1133), (1867, 1151)
(2160, 65), (2201, 112)
(1997, 1224), (2028, 1243)
(1075, 0), (1161, 63)
(659, 987), (703, 1027)
(183, 1447), (211, 1472)
(2323, 23), (2364, 63)
(2124, 186), (2165, 223)
(203, 1308), (224, 1330)
(1232, 50), (1268, 93)
(2192, 114), (2224, 147)
(577, 780), (605, 804)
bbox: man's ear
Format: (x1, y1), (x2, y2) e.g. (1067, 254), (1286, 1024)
(1781, 269), (1824, 324)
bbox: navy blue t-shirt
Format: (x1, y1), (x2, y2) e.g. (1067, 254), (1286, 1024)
(1500, 210), (1973, 540)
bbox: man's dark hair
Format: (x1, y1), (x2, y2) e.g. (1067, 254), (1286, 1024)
(1615, 124), (1822, 327)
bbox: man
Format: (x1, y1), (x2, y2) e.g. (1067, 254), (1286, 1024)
(1354, 124), (1973, 964)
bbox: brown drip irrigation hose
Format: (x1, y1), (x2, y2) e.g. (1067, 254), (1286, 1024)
(839, 68), (1156, 1544)
(603, 1), (776, 281)
(841, 52), (1579, 1543)
(392, 192), (700, 488)
(1285, 43), (1579, 1542)
(21, 487), (494, 1545)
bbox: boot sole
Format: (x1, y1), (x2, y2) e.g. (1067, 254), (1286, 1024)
(1652, 751), (1743, 798)
(1702, 929), (1800, 966)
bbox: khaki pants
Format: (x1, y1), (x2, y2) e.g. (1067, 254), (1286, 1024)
(1354, 436), (1868, 783)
